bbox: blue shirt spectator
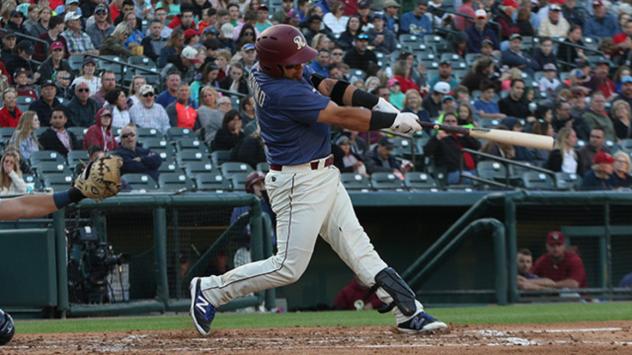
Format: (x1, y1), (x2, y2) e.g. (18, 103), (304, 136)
(584, 1), (619, 38)
(400, 0), (433, 35)
(114, 125), (162, 182)
(500, 34), (540, 76)
(308, 50), (331, 78)
(465, 11), (498, 53)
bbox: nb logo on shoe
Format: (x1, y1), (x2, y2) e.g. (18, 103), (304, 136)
(409, 315), (426, 330)
(196, 296), (210, 314)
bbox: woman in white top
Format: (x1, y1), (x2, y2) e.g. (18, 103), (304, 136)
(8, 111), (40, 162)
(545, 127), (581, 174)
(323, 2), (349, 38)
(105, 88), (131, 129)
(127, 75), (146, 108)
(70, 57), (101, 95)
(0, 150), (27, 195)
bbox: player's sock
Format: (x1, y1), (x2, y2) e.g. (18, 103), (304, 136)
(53, 187), (86, 209)
(394, 300), (424, 324)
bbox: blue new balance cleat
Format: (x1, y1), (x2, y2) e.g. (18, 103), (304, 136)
(190, 277), (215, 336)
(397, 311), (448, 334)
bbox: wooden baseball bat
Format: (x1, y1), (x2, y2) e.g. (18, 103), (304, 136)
(419, 122), (555, 151)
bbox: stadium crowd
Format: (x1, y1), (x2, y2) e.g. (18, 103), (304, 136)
(1, 0), (632, 193)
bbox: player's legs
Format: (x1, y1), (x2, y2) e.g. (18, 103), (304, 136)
(199, 169), (335, 307)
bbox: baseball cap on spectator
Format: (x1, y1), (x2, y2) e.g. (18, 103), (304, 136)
(41, 80), (56, 88)
(13, 68), (29, 80)
(502, 0), (519, 8)
(475, 9), (487, 18)
(356, 33), (370, 41)
(383, 0), (401, 7)
(94, 4), (108, 14)
(245, 171), (266, 193)
(593, 151), (615, 164)
(10, 10), (24, 18)
(83, 56), (96, 66)
(543, 63), (557, 71)
(549, 3), (561, 10)
(546, 231), (565, 245)
(593, 0), (603, 6)
(64, 11), (81, 22)
(65, 0), (79, 6)
(613, 33), (628, 45)
(139, 84), (154, 96)
(509, 33), (522, 41)
(242, 43), (255, 51)
(181, 46), (201, 63)
(50, 41), (64, 51)
(358, 0), (371, 8)
(378, 137), (395, 149)
(184, 29), (199, 41)
(217, 96), (231, 104)
(96, 107), (112, 119)
(387, 78), (400, 87)
(17, 40), (34, 54)
(372, 12), (386, 21)
(258, 4), (269, 11)
(220, 23), (234, 37)
(594, 56), (611, 66)
(442, 95), (455, 103)
(433, 81), (451, 94)
(336, 135), (351, 145)
(439, 59), (452, 66)
(481, 38), (494, 47)
(622, 75), (632, 84)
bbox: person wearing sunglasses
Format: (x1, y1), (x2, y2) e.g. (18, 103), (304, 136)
(190, 24), (446, 337)
(66, 81), (99, 127)
(129, 84), (171, 134)
(113, 123), (162, 182)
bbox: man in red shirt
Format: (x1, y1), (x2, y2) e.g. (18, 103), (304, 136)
(531, 231), (587, 288)
(0, 89), (22, 128)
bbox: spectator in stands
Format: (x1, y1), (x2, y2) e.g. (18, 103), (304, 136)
(184, 28), (200, 47)
(392, 58), (420, 93)
(545, 127), (582, 174)
(613, 66), (631, 94)
(62, 11), (98, 56)
(311, 33), (333, 51)
(161, 45), (201, 84)
(612, 75), (632, 109)
(581, 150), (616, 189)
(611, 100), (632, 140)
(323, 1), (348, 37)
(561, 0), (588, 28)
(538, 63), (561, 96)
(365, 137), (403, 175)
(155, 71), (181, 108)
(581, 92), (615, 141)
(105, 88), (131, 129)
(430, 60), (459, 91)
(100, 22), (132, 58)
(239, 96), (256, 127)
(114, 124), (162, 181)
(34, 15), (66, 62)
(584, 0), (619, 39)
(141, 19), (168, 63)
(403, 89), (432, 131)
(166, 84), (199, 130)
(532, 231), (586, 288)
(557, 25), (587, 71)
(83, 107), (118, 152)
(612, 151), (632, 188)
(588, 59), (616, 99)
(461, 57), (498, 93)
(128, 75), (146, 107)
(465, 9), (498, 54)
(517, 248), (559, 290)
(52, 72), (72, 99)
(610, 33), (632, 67)
(474, 83), (505, 120)
(424, 112), (481, 184)
(123, 11), (144, 53)
(231, 126), (266, 170)
(273, 0), (294, 23)
(36, 41), (72, 85)
(367, 13), (396, 54)
(129, 84), (171, 134)
(28, 80), (63, 127)
(533, 37), (559, 71)
(6, 40), (38, 80)
(158, 28), (185, 68)
(197, 87), (224, 146)
(499, 79), (530, 119)
(578, 127), (607, 175)
(309, 49), (331, 78)
(211, 109), (243, 150)
(423, 81), (450, 118)
(86, 4), (113, 49)
(383, 0), (400, 33)
(0, 149), (26, 196)
(495, 0), (520, 42)
(538, 4), (569, 37)
(39, 107), (80, 156)
(190, 63), (220, 107)
(334, 276), (382, 310)
(400, 0), (432, 35)
(238, 43), (257, 74)
(332, 135), (367, 175)
(456, 103), (476, 128)
(71, 57), (101, 96)
(8, 111), (40, 161)
(65, 82), (98, 127)
(220, 63), (250, 97)
(14, 70), (37, 102)
(26, 6), (51, 38)
(501, 34), (539, 76)
(5, 9), (26, 35)
(343, 33), (378, 76)
(0, 88), (22, 128)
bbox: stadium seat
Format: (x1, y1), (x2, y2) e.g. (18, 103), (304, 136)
(256, 162), (269, 173)
(128, 55), (156, 68)
(211, 150), (232, 167)
(521, 172), (555, 190)
(158, 172), (195, 192)
(0, 127), (14, 142)
(29, 150), (65, 165)
(340, 173), (371, 192)
(620, 139), (632, 152)
(141, 137), (170, 151)
(221, 161), (254, 178)
(183, 161), (215, 175)
(68, 55), (85, 72)
(67, 127), (87, 143)
(157, 161), (182, 174)
(400, 34), (423, 44)
(230, 172), (250, 191)
(349, 69), (367, 81)
(16, 96), (34, 112)
(137, 127), (162, 139)
(195, 173), (231, 192)
(404, 172), (439, 191)
(176, 150), (210, 165)
(370, 172), (405, 191)
(43, 174), (74, 191)
(23, 174), (42, 191)
(555, 172), (582, 190)
(34, 161), (72, 176)
(122, 173), (158, 191)
(178, 138), (207, 153)
(166, 127), (194, 140)
(67, 150), (89, 168)
(477, 161), (509, 182)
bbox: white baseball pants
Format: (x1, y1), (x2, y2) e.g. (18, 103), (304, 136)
(200, 157), (422, 321)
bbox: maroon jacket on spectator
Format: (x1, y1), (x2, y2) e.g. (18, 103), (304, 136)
(334, 278), (383, 310)
(532, 251), (587, 288)
(83, 108), (118, 151)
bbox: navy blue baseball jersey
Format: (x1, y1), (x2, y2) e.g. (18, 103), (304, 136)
(249, 64), (331, 165)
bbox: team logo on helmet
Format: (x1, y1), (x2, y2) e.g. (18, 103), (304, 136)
(293, 35), (307, 50)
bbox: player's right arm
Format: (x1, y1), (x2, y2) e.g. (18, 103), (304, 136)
(317, 102), (421, 134)
(311, 75), (399, 113)
(0, 194), (60, 220)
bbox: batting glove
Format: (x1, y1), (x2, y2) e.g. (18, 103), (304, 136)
(373, 97), (400, 114)
(391, 112), (422, 135)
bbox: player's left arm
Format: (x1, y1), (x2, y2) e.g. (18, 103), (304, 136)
(310, 74), (398, 113)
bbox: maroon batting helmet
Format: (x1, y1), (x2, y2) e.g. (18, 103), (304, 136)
(255, 24), (317, 77)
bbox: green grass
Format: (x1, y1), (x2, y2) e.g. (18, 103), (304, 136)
(14, 302), (632, 334)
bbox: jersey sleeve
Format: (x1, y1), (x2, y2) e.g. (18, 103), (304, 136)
(566, 254), (586, 286)
(274, 82), (330, 125)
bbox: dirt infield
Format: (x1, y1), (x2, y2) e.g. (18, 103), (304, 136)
(4, 321), (632, 354)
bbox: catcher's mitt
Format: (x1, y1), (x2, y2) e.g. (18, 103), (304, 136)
(74, 155), (123, 200)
